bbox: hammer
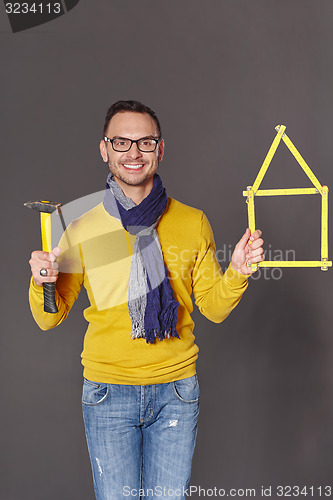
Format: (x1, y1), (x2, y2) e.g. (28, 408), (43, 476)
(25, 200), (65, 313)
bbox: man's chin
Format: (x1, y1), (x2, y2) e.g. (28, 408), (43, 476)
(112, 173), (149, 187)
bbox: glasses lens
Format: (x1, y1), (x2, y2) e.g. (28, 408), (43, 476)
(112, 139), (131, 151)
(138, 139), (158, 152)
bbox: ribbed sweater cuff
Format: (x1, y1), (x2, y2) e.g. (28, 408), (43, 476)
(224, 264), (249, 286)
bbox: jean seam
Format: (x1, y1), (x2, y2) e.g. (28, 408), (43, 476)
(144, 384), (155, 423)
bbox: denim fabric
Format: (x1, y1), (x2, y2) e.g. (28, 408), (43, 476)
(82, 375), (200, 499)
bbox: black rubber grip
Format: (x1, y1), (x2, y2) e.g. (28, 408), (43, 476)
(43, 282), (58, 313)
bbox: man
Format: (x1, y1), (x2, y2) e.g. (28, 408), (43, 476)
(29, 100), (264, 499)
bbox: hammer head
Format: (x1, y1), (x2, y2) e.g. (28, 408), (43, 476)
(24, 200), (62, 214)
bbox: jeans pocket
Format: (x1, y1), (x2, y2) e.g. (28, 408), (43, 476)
(173, 375), (200, 403)
(82, 378), (109, 406)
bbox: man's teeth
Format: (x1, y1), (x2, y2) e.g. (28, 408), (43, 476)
(124, 164), (144, 169)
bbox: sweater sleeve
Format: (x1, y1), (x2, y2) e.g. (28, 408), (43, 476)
(192, 212), (249, 323)
(28, 227), (84, 331)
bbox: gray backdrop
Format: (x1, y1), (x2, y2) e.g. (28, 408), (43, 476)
(1, 1), (333, 499)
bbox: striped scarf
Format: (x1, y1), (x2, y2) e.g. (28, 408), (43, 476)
(103, 173), (180, 344)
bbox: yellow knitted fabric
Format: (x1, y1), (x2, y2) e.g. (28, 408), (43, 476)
(29, 198), (248, 385)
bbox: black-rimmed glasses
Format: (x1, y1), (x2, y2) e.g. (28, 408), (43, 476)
(104, 136), (161, 152)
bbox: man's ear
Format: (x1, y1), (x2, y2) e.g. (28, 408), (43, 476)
(100, 140), (108, 162)
(158, 139), (165, 162)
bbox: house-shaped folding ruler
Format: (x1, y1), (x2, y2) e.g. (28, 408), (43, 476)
(243, 125), (332, 271)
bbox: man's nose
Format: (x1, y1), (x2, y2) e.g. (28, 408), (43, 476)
(127, 142), (143, 158)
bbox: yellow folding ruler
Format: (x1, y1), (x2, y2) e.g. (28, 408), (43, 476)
(243, 125), (332, 271)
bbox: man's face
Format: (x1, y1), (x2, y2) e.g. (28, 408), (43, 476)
(100, 111), (164, 191)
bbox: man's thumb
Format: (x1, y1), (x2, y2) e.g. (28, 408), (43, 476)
(51, 247), (62, 260)
(236, 228), (251, 249)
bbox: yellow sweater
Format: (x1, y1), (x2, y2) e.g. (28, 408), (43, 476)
(29, 198), (248, 385)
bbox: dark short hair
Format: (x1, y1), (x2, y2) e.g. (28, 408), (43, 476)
(103, 100), (162, 137)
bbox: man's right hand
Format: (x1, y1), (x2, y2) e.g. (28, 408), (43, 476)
(29, 247), (61, 287)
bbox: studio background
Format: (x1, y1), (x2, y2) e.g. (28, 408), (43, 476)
(1, 1), (333, 499)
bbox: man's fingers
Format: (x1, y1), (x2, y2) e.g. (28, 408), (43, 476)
(249, 229), (262, 242)
(30, 257), (58, 270)
(31, 250), (53, 261)
(232, 228), (264, 274)
(30, 248), (61, 266)
(247, 247), (265, 264)
(247, 237), (264, 251)
(31, 262), (59, 274)
(34, 275), (58, 283)
(31, 262), (59, 277)
(29, 248), (61, 286)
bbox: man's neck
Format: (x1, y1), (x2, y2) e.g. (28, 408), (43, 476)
(114, 178), (153, 205)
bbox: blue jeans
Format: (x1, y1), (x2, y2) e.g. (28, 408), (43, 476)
(82, 375), (200, 499)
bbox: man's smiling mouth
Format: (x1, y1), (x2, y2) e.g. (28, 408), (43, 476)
(123, 164), (145, 170)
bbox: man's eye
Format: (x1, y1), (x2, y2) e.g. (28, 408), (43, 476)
(115, 140), (127, 146)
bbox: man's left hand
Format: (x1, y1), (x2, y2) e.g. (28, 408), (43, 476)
(231, 228), (264, 275)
